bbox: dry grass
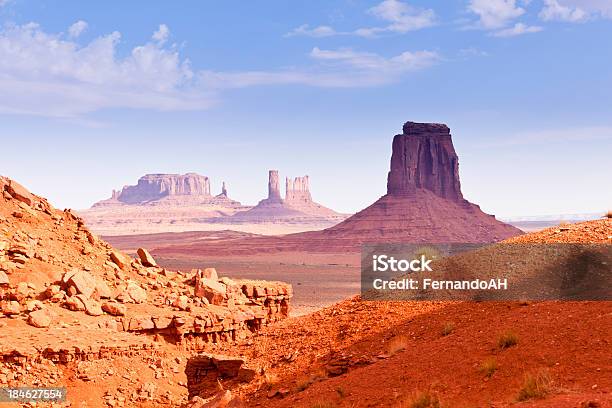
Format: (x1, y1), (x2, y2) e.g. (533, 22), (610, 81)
(387, 334), (410, 355)
(262, 372), (279, 390)
(479, 357), (498, 378)
(498, 331), (519, 349)
(441, 322), (455, 337)
(405, 391), (441, 408)
(517, 370), (553, 401)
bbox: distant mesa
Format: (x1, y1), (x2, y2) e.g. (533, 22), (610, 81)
(157, 121), (523, 255)
(93, 173), (241, 207)
(226, 170), (345, 222)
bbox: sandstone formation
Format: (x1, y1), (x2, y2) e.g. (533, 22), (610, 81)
(0, 175), (292, 405)
(111, 173), (211, 204)
(268, 170), (282, 201)
(225, 170), (345, 224)
(387, 122), (462, 200)
(80, 173), (248, 235)
(159, 121), (522, 254)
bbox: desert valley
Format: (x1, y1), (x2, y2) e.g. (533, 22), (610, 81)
(1, 121), (610, 408)
(2, 2), (612, 406)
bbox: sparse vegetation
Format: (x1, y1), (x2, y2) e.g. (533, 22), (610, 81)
(441, 322), (455, 336)
(498, 331), (519, 349)
(479, 357), (498, 378)
(263, 372), (279, 389)
(335, 386), (346, 398)
(517, 370), (553, 401)
(406, 391), (441, 408)
(387, 334), (410, 355)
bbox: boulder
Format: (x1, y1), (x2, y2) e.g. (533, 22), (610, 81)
(109, 251), (128, 270)
(129, 316), (155, 331)
(5, 180), (35, 206)
(173, 295), (190, 311)
(0, 271), (8, 286)
(195, 278), (227, 306)
(1, 300), (21, 315)
(27, 309), (51, 328)
(137, 248), (157, 267)
(64, 296), (86, 311)
(126, 281), (147, 303)
(66, 270), (96, 298)
(101, 302), (126, 316)
(203, 268), (218, 280)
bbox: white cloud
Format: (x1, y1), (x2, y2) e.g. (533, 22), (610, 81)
(68, 20), (88, 38)
(363, 0), (436, 34)
(0, 22), (440, 118)
(539, 0), (590, 22)
(200, 48), (440, 88)
(0, 22), (210, 117)
(553, 0), (612, 19)
(285, 24), (338, 38)
(493, 22), (543, 36)
(286, 0), (435, 38)
(152, 24), (170, 44)
(468, 0), (525, 29)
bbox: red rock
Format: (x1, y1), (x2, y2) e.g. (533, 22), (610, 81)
(195, 278), (227, 305)
(66, 270), (96, 298)
(1, 300), (21, 315)
(202, 268), (218, 280)
(64, 296), (86, 311)
(129, 316), (155, 331)
(136, 247), (157, 267)
(109, 251), (128, 270)
(125, 281), (147, 303)
(102, 301), (126, 316)
(27, 309), (52, 328)
(4, 180), (35, 206)
(0, 271), (8, 286)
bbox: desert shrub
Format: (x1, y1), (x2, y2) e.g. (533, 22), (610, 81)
(408, 391), (441, 408)
(479, 357), (498, 378)
(441, 322), (455, 336)
(335, 386), (346, 398)
(517, 370), (553, 401)
(387, 334), (409, 355)
(498, 331), (519, 349)
(263, 372), (279, 389)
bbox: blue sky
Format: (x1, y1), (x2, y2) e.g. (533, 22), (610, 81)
(0, 0), (610, 217)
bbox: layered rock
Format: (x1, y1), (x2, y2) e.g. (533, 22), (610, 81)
(285, 176), (312, 203)
(226, 171), (345, 223)
(387, 122), (462, 200)
(268, 170), (282, 201)
(81, 173), (247, 235)
(114, 173), (211, 204)
(167, 121), (522, 254)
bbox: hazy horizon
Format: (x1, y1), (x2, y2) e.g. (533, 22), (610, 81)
(1, 0), (611, 217)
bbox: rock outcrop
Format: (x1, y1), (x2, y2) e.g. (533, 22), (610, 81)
(225, 171), (345, 223)
(387, 122), (462, 200)
(113, 173), (212, 204)
(268, 170), (282, 201)
(167, 121), (522, 254)
(81, 173), (247, 235)
(285, 176), (311, 203)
